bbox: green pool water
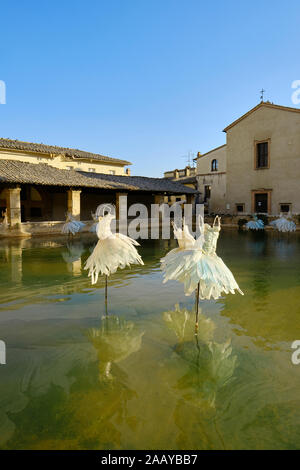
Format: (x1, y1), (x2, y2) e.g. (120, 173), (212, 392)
(0, 230), (300, 450)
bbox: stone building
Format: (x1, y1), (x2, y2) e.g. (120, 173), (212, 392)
(195, 146), (226, 214)
(0, 138), (131, 175)
(195, 102), (300, 215)
(0, 141), (196, 237)
(163, 165), (198, 205)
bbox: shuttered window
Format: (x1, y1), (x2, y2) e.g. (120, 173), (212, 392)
(256, 142), (268, 168)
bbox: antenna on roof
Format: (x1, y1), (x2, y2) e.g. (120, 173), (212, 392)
(181, 150), (195, 167)
(260, 88), (265, 102)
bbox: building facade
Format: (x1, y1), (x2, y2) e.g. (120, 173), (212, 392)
(163, 165), (198, 205)
(0, 138), (131, 175)
(196, 145), (226, 214)
(0, 140), (196, 237)
(196, 102), (300, 216)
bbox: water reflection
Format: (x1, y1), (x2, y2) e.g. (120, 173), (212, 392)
(163, 305), (237, 410)
(0, 232), (299, 449)
(174, 339), (237, 409)
(273, 238), (298, 260)
(244, 231), (268, 257)
(0, 236), (160, 311)
(218, 231), (300, 345)
(61, 241), (84, 264)
(9, 245), (24, 285)
(163, 303), (215, 344)
(61, 241), (84, 276)
(87, 315), (144, 381)
(251, 264), (271, 314)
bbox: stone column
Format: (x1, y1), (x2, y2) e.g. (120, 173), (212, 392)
(115, 193), (128, 234)
(67, 189), (81, 220)
(154, 194), (165, 205)
(150, 194), (163, 239)
(186, 194), (195, 206)
(186, 193), (196, 218)
(154, 194), (165, 209)
(154, 194), (165, 224)
(7, 187), (22, 227)
(115, 193), (128, 220)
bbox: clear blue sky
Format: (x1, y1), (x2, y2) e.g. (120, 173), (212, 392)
(1, 0), (300, 176)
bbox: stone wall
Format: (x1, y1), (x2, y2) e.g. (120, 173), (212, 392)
(0, 149), (128, 175)
(226, 106), (300, 215)
(196, 145), (227, 213)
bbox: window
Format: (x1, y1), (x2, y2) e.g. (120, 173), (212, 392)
(109, 170), (116, 175)
(256, 141), (269, 168)
(211, 159), (218, 171)
(236, 204), (245, 213)
(175, 197), (182, 202)
(280, 204), (291, 213)
(88, 168), (96, 173)
(204, 185), (211, 201)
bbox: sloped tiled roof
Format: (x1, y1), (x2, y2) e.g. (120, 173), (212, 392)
(0, 138), (131, 165)
(168, 175), (197, 184)
(0, 160), (197, 194)
(195, 144), (226, 159)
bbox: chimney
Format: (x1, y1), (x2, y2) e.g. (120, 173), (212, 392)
(197, 151), (201, 159)
(174, 169), (179, 179)
(185, 166), (190, 176)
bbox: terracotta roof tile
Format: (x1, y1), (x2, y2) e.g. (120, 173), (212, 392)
(0, 160), (197, 194)
(0, 138), (131, 165)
